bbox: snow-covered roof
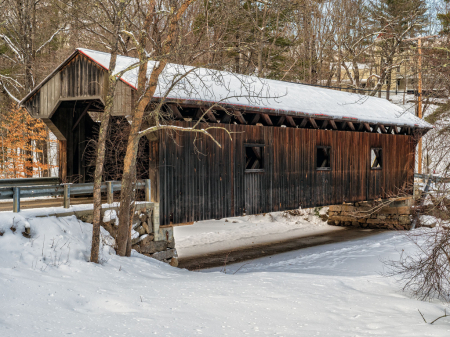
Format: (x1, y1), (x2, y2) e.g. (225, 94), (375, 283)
(27, 48), (434, 129)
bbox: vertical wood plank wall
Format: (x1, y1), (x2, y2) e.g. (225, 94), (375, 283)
(25, 54), (105, 118)
(154, 121), (415, 226)
(24, 53), (133, 119)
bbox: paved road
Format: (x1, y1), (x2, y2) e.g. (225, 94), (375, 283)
(178, 227), (386, 270)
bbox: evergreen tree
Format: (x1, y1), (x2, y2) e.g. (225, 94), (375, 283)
(193, 0), (296, 79)
(367, 0), (428, 99)
(437, 0), (450, 35)
(369, 0), (427, 36)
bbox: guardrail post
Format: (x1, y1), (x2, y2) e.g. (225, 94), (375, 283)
(63, 184), (70, 209)
(107, 181), (113, 204)
(153, 203), (161, 240)
(145, 179), (151, 202)
(13, 187), (20, 213)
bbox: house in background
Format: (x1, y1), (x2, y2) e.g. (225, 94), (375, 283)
(329, 60), (416, 94)
(330, 37), (446, 98)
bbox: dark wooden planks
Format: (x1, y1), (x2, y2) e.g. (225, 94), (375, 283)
(157, 121), (416, 226)
(60, 54), (103, 101)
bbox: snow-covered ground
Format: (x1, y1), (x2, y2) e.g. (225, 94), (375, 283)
(174, 208), (336, 258)
(1, 209), (449, 336)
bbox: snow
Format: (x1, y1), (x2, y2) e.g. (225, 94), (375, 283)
(419, 215), (438, 227)
(174, 209), (337, 259)
(102, 209), (117, 223)
(1, 209), (450, 336)
(76, 48), (431, 129)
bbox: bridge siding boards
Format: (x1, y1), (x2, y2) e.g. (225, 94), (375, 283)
(155, 121), (415, 226)
(24, 54), (132, 121)
(60, 54), (103, 100)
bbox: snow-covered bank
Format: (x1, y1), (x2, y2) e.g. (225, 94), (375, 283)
(1, 212), (449, 336)
(174, 208), (337, 258)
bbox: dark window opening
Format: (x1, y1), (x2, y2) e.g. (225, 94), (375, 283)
(371, 148), (382, 169)
(245, 144), (264, 172)
(316, 146), (331, 170)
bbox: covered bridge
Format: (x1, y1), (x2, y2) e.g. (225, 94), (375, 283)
(20, 49), (432, 226)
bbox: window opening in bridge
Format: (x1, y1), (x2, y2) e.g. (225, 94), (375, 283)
(371, 148), (382, 169)
(316, 146), (331, 170)
(245, 144), (264, 172)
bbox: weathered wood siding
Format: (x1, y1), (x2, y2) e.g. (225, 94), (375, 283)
(155, 121), (415, 226)
(24, 54), (105, 118)
(23, 53), (134, 120)
(111, 81), (135, 116)
(60, 54), (104, 101)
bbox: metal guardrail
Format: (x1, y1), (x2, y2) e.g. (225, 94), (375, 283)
(0, 177), (60, 187)
(414, 173), (450, 184)
(0, 179), (151, 213)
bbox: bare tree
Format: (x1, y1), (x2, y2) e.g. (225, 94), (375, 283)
(90, 0), (134, 263)
(382, 1), (450, 306)
(0, 0), (69, 177)
(60, 0), (134, 263)
(384, 180), (450, 303)
(0, 0), (68, 99)
(115, 0), (198, 256)
(112, 0), (285, 256)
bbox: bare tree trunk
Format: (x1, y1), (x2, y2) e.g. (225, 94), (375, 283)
(90, 99), (113, 262)
(352, 60), (360, 89)
(116, 62), (166, 256)
(43, 128), (49, 177)
(90, 2), (128, 263)
(235, 35), (241, 73)
(116, 0), (194, 256)
(116, 110), (147, 256)
(0, 115), (4, 176)
(337, 43), (341, 86)
(125, 164), (137, 257)
(256, 3), (268, 76)
(386, 56), (392, 101)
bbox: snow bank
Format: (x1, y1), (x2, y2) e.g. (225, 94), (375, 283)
(0, 212), (115, 270)
(1, 212), (449, 336)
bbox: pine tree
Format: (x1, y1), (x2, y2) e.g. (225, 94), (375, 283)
(437, 0), (450, 35)
(192, 0), (296, 79)
(369, 0), (427, 36)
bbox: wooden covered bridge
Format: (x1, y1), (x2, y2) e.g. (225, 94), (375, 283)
(20, 49), (432, 226)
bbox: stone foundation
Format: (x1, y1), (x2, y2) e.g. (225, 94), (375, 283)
(129, 207), (177, 266)
(327, 197), (413, 230)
